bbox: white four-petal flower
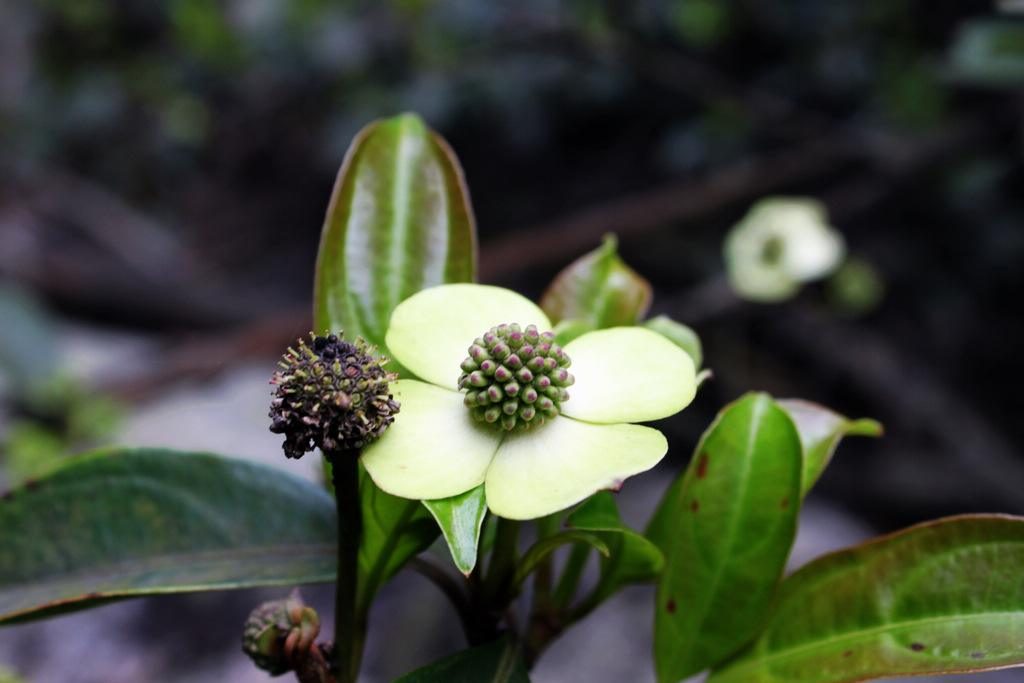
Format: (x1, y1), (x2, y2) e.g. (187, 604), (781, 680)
(361, 284), (697, 520)
(724, 197), (846, 303)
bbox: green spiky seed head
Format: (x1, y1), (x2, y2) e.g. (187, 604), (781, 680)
(270, 333), (399, 459)
(458, 323), (574, 431)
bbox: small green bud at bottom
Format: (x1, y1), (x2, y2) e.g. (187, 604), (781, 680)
(242, 592), (322, 676)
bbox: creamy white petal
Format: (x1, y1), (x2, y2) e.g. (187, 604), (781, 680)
(485, 417), (667, 520)
(386, 284), (552, 389)
(561, 327), (696, 424)
(362, 379), (501, 499)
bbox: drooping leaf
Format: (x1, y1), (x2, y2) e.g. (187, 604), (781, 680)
(709, 514), (1024, 683)
(356, 467), (437, 614)
(0, 448), (337, 624)
(423, 485), (488, 576)
(515, 531), (610, 586)
(539, 235), (651, 328)
(643, 315), (703, 369)
(567, 492), (664, 604)
(313, 112), (476, 356)
(776, 399), (882, 497)
(648, 393), (803, 682)
(395, 637), (530, 683)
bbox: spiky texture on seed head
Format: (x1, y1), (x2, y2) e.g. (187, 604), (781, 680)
(269, 333), (399, 458)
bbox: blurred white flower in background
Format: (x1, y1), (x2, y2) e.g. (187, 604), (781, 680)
(724, 197), (846, 303)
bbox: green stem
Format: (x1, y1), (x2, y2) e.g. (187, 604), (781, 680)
(531, 514), (560, 608)
(483, 516), (520, 608)
(409, 557), (476, 643)
(552, 542), (591, 609)
(330, 453), (362, 683)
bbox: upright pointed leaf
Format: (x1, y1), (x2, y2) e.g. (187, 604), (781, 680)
(314, 113), (476, 606)
(0, 449), (337, 624)
(776, 399), (882, 497)
(423, 485), (488, 576)
(568, 492), (664, 604)
(648, 393), (802, 682)
(540, 235), (651, 328)
(313, 112), (477, 353)
(710, 515), (1024, 683)
(395, 637), (530, 683)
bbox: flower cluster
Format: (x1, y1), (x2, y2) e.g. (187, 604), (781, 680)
(724, 197), (845, 302)
(458, 323), (574, 431)
(360, 284), (698, 520)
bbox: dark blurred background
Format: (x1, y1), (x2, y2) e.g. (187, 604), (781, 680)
(1, 1), (1023, 681)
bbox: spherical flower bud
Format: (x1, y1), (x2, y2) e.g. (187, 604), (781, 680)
(269, 333), (399, 459)
(458, 322), (574, 431)
(242, 592), (320, 676)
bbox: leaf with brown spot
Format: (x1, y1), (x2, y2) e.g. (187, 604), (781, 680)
(648, 393), (803, 682)
(709, 515), (1024, 683)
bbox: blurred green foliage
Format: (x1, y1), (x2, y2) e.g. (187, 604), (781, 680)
(0, 667), (24, 683)
(3, 0), (1008, 194)
(950, 19), (1024, 85)
(1, 0), (1022, 486)
(0, 286), (121, 486)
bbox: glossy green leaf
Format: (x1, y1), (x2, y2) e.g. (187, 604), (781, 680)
(539, 235), (651, 328)
(567, 492), (664, 604)
(395, 637), (530, 683)
(709, 515), (1024, 683)
(643, 315), (703, 369)
(515, 531), (610, 587)
(313, 113), (475, 609)
(0, 448), (337, 624)
(776, 399), (882, 497)
(356, 467), (437, 614)
(423, 485), (488, 576)
(313, 112), (477, 354)
(648, 393), (802, 682)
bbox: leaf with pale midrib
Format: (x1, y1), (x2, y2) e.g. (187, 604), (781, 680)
(314, 113), (476, 592)
(0, 448), (336, 624)
(710, 515), (1024, 683)
(649, 393), (803, 682)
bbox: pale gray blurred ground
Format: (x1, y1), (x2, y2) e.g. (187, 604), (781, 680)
(0, 328), (1018, 682)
